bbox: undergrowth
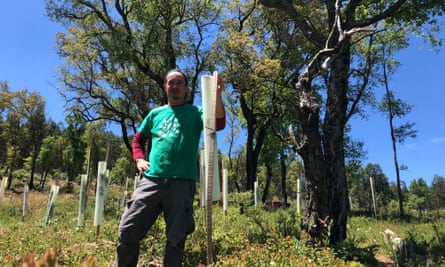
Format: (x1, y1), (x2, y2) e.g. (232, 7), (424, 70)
(0, 182), (444, 266)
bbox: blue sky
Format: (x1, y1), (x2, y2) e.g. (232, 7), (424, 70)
(349, 36), (445, 186)
(1, 1), (444, 186)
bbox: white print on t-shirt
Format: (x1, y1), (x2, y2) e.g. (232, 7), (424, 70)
(158, 116), (181, 139)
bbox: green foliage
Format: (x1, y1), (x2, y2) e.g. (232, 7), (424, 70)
(229, 191), (253, 208)
(348, 216), (445, 266)
(1, 186), (445, 266)
(37, 135), (67, 189)
(51, 169), (69, 182)
(430, 175), (445, 209)
(45, 0), (222, 144)
(348, 163), (394, 215)
(108, 157), (132, 185)
(0, 88), (47, 188)
(11, 169), (29, 183)
(430, 223), (445, 261)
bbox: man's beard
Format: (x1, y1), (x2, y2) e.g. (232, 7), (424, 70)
(170, 95), (182, 101)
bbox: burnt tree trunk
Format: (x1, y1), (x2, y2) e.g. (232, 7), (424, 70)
(260, 0), (409, 245)
(324, 46), (350, 243)
(294, 74), (329, 242)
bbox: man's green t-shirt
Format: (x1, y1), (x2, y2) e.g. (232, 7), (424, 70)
(139, 104), (203, 180)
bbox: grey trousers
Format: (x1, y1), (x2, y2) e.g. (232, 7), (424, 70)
(115, 177), (196, 267)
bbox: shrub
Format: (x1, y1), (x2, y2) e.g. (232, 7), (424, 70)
(2, 183), (445, 266)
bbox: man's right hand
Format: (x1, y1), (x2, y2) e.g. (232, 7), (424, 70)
(136, 158), (150, 173)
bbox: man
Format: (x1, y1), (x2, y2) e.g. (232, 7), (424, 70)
(115, 69), (225, 267)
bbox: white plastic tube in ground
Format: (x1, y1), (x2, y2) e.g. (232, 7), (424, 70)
(201, 72), (221, 203)
(78, 174), (87, 226)
(94, 161), (108, 227)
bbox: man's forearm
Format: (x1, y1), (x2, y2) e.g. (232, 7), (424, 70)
(132, 131), (148, 161)
(215, 92), (226, 130)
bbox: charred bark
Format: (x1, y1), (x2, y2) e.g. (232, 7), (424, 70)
(323, 45), (350, 243)
(292, 73), (330, 243)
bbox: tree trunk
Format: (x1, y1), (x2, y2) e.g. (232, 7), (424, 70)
(28, 147), (38, 190)
(324, 46), (350, 243)
(239, 87), (268, 192)
(289, 43), (351, 245)
(262, 162), (273, 204)
(245, 122), (256, 191)
(280, 155), (287, 207)
(384, 74), (405, 220)
(294, 74), (329, 243)
(245, 117), (267, 191)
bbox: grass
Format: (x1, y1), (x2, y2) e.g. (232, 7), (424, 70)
(0, 181), (444, 266)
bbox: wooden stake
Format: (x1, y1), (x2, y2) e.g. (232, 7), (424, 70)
(370, 176), (378, 217)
